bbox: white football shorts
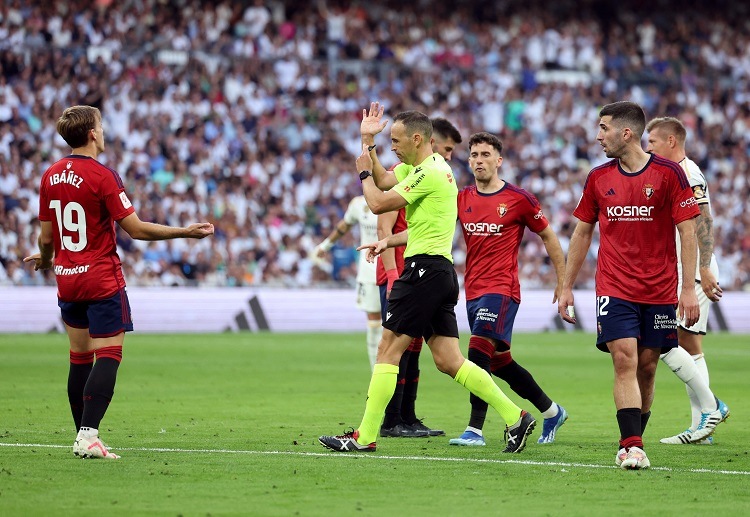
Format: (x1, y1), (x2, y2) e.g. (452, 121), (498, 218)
(356, 282), (381, 314)
(677, 259), (719, 335)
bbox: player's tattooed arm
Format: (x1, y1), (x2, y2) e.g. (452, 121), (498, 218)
(695, 203), (714, 269)
(695, 203), (722, 301)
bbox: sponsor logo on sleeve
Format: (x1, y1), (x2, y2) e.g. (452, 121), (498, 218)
(119, 192), (132, 209)
(408, 172), (425, 190)
(679, 197), (697, 208)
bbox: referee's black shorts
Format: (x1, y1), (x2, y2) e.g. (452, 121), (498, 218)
(383, 254), (459, 341)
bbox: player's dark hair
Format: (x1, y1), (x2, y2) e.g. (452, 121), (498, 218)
(393, 111), (432, 140)
(431, 117), (462, 143)
(468, 131), (503, 155)
(646, 116), (687, 146)
(57, 105), (101, 149)
(599, 101), (646, 138)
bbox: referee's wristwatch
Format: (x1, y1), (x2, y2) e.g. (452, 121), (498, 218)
(359, 170), (372, 181)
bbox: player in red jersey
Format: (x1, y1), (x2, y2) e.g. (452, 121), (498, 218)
(450, 132), (568, 447)
(558, 101), (700, 470)
(376, 117), (460, 438)
(24, 105), (214, 459)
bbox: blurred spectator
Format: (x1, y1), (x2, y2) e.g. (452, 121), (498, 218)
(2, 0), (748, 292)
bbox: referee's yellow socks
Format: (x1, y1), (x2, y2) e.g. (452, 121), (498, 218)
(454, 360), (521, 424)
(357, 363), (399, 444)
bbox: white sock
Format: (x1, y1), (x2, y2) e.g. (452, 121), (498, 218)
(692, 353), (712, 427)
(685, 383), (702, 430)
(466, 426), (483, 436)
(78, 426), (98, 439)
(693, 353), (710, 386)
(541, 403), (559, 419)
(366, 320), (382, 371)
(660, 347), (715, 412)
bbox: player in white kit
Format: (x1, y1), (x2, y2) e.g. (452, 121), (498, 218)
(646, 117), (730, 444)
(315, 195), (382, 368)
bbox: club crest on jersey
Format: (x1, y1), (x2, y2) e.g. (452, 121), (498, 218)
(643, 184), (655, 199)
(692, 185), (706, 199)
(66, 161), (73, 169)
(497, 204), (508, 218)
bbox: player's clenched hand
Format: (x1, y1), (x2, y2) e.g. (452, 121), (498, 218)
(699, 268), (722, 302)
(678, 286), (700, 328)
(23, 252), (53, 271)
(361, 102), (388, 136)
(557, 288), (576, 324)
(185, 223), (215, 239)
(356, 144), (374, 173)
(357, 238), (388, 263)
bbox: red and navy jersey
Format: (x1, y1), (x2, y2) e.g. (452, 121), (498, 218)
(458, 182), (549, 302)
(375, 208), (408, 285)
(39, 155), (135, 302)
(573, 154), (699, 304)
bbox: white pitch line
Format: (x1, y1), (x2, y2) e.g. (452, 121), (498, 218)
(2, 442), (748, 476)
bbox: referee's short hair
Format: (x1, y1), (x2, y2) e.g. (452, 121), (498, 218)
(394, 111), (432, 140)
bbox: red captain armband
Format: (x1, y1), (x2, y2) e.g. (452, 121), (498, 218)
(386, 269), (399, 292)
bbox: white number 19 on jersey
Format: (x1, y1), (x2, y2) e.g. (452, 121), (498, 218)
(49, 200), (87, 252)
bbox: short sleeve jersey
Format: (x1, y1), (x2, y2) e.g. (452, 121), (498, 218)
(573, 154), (699, 304)
(674, 156), (713, 281)
(458, 183), (549, 302)
(343, 195), (378, 285)
(38, 155), (135, 302)
(391, 153), (458, 262)
(375, 208), (407, 285)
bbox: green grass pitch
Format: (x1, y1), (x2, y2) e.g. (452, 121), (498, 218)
(1, 331), (749, 516)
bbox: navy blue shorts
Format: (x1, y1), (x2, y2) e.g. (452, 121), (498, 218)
(466, 294), (519, 352)
(58, 288), (134, 338)
(595, 295), (677, 352)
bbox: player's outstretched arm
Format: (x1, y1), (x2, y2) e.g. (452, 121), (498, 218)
(118, 213), (214, 241)
(537, 225), (566, 303)
(558, 220), (594, 323)
(315, 219), (352, 257)
(357, 230), (408, 263)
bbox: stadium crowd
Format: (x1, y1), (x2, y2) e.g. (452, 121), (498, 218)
(1, 0), (748, 290)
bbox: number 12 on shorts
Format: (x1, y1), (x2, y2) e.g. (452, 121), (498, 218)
(597, 296), (610, 316)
